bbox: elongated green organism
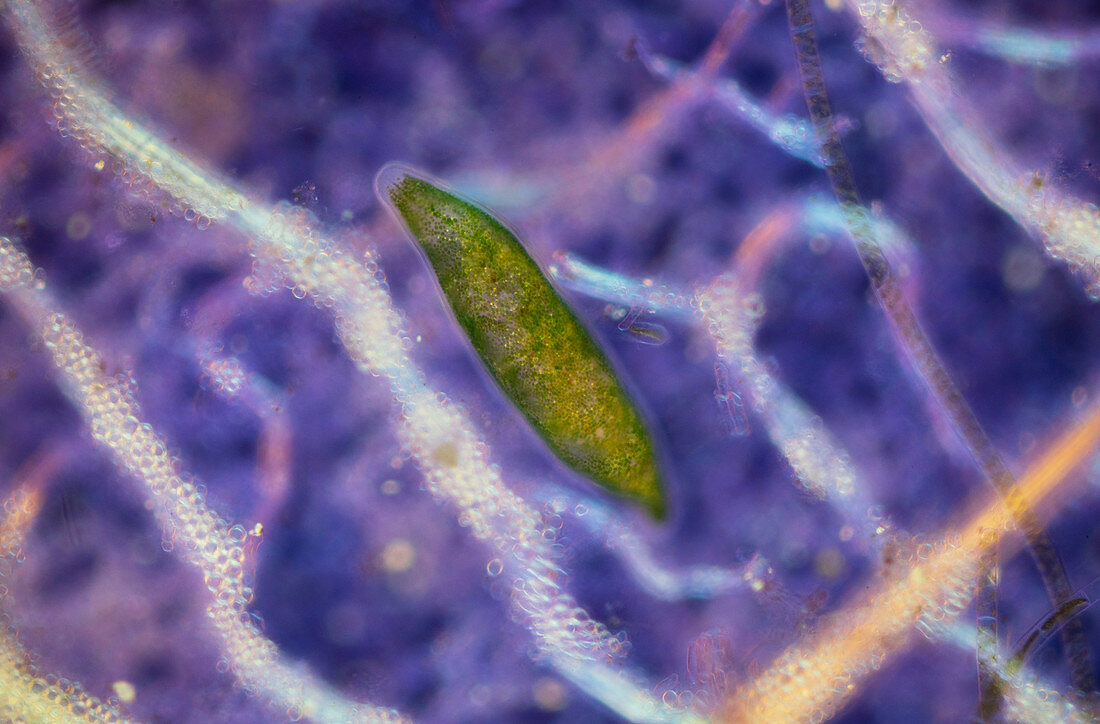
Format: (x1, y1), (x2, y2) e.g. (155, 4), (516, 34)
(376, 164), (666, 519)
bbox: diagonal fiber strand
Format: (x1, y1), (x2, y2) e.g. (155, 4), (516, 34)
(782, 0), (1096, 708)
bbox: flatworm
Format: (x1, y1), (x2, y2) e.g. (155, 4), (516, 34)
(376, 164), (667, 519)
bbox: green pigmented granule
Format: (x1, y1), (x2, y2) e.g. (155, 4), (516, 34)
(376, 164), (667, 519)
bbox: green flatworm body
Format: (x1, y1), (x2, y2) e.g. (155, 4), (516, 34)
(376, 164), (667, 519)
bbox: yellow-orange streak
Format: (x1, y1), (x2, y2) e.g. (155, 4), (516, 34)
(698, 1), (753, 78)
(556, 1), (756, 196)
(577, 73), (701, 180)
(719, 401), (1100, 723)
(0, 486), (42, 559)
(731, 205), (799, 288)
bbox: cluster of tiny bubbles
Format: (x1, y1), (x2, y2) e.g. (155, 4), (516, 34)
(861, 503), (890, 538)
(0, 488), (41, 559)
(507, 550), (629, 666)
(1022, 177), (1100, 297)
(0, 237), (38, 292)
(906, 534), (978, 643)
(182, 207), (213, 231)
(1008, 685), (1090, 724)
(0, 662), (135, 724)
(250, 203), (413, 379)
(695, 276), (742, 349)
(47, 82), (89, 143)
(87, 130), (201, 233)
(853, 1), (936, 82)
(545, 495), (569, 515)
(201, 356), (246, 397)
(243, 244), (288, 298)
(777, 115), (826, 162)
(653, 673), (689, 710)
(110, 100), (234, 223)
(741, 553), (774, 594)
(698, 278), (774, 406)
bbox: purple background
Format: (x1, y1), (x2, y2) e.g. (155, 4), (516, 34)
(2, 0), (1100, 721)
